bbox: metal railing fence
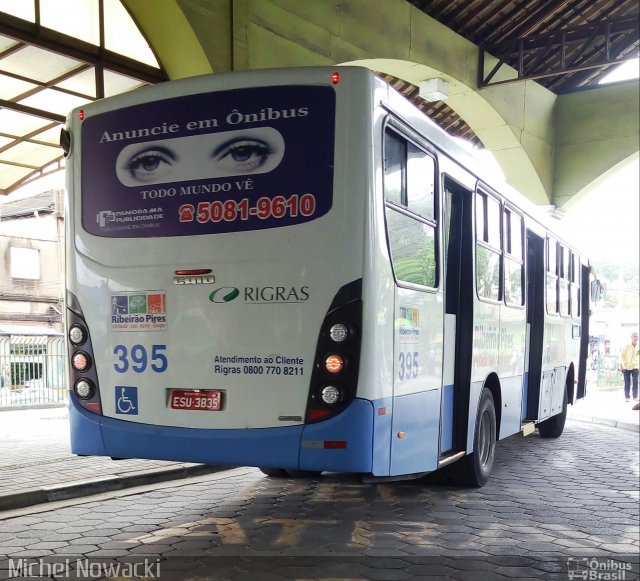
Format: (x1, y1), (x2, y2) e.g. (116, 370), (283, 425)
(0, 334), (67, 408)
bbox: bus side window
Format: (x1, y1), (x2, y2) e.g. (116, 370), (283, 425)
(559, 245), (570, 316)
(383, 128), (437, 288)
(504, 208), (524, 307)
(386, 210), (437, 287)
(407, 144), (435, 221)
(475, 190), (502, 302)
(384, 129), (405, 206)
(546, 238), (559, 314)
(570, 253), (580, 318)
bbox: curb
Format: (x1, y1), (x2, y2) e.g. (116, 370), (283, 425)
(0, 404), (67, 413)
(569, 414), (640, 433)
(0, 464), (228, 512)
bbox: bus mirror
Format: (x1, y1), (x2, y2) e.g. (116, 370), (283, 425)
(60, 129), (71, 157)
(590, 280), (605, 302)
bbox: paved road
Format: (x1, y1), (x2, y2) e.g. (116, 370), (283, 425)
(0, 407), (225, 509)
(0, 420), (638, 580)
(1, 389), (637, 511)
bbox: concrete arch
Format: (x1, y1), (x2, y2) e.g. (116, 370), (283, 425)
(125, 0), (553, 205)
(123, 0), (212, 79)
(553, 83), (640, 210)
(346, 58), (550, 203)
(562, 152), (639, 212)
(122, 0), (636, 208)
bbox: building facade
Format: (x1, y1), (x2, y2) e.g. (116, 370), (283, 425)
(0, 189), (65, 405)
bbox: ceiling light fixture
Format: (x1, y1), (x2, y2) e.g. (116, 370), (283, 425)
(418, 78), (449, 101)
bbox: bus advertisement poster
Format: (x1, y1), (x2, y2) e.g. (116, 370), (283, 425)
(80, 85), (336, 238)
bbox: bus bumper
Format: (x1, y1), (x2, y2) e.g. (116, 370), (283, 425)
(299, 398), (374, 473)
(69, 397), (374, 473)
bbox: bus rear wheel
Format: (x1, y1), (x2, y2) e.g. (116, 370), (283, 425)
(537, 389), (568, 439)
(259, 467), (288, 477)
(286, 470), (322, 478)
(456, 388), (497, 488)
(259, 468), (322, 478)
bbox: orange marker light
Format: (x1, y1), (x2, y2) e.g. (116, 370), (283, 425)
(324, 354), (344, 374)
(72, 352), (89, 371)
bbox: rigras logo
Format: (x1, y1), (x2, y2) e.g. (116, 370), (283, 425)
(209, 287), (241, 303)
(209, 285), (310, 304)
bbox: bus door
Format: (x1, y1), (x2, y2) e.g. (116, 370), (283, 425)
(576, 263), (593, 399)
(524, 230), (545, 420)
(383, 126), (443, 476)
(440, 178), (474, 457)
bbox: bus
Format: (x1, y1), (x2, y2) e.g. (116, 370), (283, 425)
(62, 66), (599, 487)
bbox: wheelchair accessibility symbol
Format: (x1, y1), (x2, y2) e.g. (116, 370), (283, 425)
(115, 386), (138, 415)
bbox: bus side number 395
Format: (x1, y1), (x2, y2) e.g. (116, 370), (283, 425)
(113, 344), (168, 373)
(398, 351), (419, 382)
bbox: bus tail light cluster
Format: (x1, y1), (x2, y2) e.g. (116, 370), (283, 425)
(66, 291), (102, 414)
(305, 280), (362, 423)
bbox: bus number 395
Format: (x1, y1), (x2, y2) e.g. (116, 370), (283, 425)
(398, 351), (419, 381)
(113, 344), (168, 373)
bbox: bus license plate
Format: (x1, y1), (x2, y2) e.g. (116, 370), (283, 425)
(170, 390), (222, 411)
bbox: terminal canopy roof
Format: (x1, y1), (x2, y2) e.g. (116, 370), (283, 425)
(0, 0), (165, 195)
(1, 0), (637, 195)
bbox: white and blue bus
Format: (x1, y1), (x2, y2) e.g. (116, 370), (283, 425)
(63, 67), (598, 486)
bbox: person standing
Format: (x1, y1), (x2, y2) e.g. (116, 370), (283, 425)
(619, 332), (639, 402)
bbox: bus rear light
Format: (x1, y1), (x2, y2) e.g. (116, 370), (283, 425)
(320, 385), (342, 405)
(305, 279), (362, 424)
(69, 325), (86, 345)
(175, 268), (212, 275)
(308, 409), (332, 421)
(331, 71), (340, 84)
(72, 352), (91, 371)
(67, 291), (102, 415)
(78, 110), (85, 121)
(329, 323), (349, 343)
(324, 440), (347, 449)
(74, 379), (94, 399)
(324, 354), (344, 374)
(83, 402), (102, 413)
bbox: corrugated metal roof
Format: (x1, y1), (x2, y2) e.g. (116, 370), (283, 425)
(410, 0), (639, 93)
